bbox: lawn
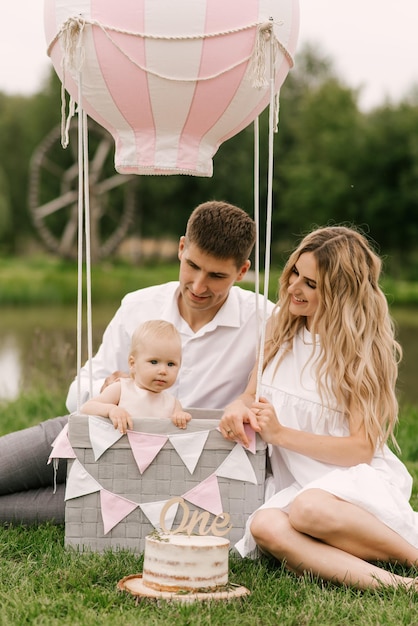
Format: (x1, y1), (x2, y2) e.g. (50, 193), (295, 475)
(2, 523), (418, 626)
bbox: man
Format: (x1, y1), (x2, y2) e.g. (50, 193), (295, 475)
(0, 201), (273, 524)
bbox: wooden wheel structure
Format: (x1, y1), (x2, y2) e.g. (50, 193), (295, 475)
(29, 119), (137, 261)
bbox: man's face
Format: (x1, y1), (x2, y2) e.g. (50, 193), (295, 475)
(177, 238), (250, 316)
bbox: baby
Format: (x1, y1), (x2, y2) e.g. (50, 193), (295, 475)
(80, 320), (192, 433)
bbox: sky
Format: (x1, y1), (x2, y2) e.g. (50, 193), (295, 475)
(1, 1), (417, 111)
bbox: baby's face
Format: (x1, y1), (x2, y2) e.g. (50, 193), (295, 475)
(129, 337), (181, 393)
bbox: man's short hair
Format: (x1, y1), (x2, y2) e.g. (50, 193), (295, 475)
(185, 201), (256, 268)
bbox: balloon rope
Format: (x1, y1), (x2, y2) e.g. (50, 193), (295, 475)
(75, 103), (94, 411)
(253, 117), (260, 359)
(82, 110), (94, 400)
(48, 17), (294, 86)
(255, 20), (276, 402)
(75, 73), (84, 414)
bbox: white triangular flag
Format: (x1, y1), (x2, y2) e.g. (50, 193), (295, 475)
(64, 459), (102, 500)
(88, 415), (123, 461)
(215, 443), (258, 484)
(168, 430), (209, 474)
(139, 499), (179, 531)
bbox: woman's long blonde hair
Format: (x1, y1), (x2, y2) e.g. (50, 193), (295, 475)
(265, 226), (402, 449)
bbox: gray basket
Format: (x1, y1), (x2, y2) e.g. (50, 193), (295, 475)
(65, 410), (266, 553)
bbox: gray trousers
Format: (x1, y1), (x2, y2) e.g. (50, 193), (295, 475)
(0, 415), (69, 524)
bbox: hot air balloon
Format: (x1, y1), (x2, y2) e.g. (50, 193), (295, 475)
(44, 0), (299, 177)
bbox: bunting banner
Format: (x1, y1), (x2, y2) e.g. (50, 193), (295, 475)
(88, 416), (123, 461)
(62, 419), (262, 533)
(100, 489), (139, 534)
(139, 499), (179, 531)
(65, 459), (102, 500)
(182, 473), (223, 516)
(127, 431), (168, 474)
(215, 443), (258, 484)
(168, 430), (210, 474)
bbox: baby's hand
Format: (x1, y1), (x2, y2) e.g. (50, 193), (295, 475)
(171, 411), (192, 430)
(108, 406), (133, 434)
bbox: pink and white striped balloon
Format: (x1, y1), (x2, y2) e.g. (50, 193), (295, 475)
(44, 0), (299, 177)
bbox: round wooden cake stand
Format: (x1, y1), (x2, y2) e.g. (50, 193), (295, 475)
(117, 574), (250, 603)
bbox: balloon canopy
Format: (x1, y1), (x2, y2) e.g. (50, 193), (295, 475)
(45, 0), (299, 177)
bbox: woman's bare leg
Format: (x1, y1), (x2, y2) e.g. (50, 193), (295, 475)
(250, 507), (418, 589)
(289, 489), (418, 566)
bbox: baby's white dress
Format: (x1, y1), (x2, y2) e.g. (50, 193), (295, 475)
(119, 378), (176, 417)
(235, 327), (418, 557)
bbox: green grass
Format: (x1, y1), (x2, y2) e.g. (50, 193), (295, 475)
(2, 526), (418, 626)
(1, 255), (418, 308)
(0, 256), (180, 306)
(2, 523), (418, 626)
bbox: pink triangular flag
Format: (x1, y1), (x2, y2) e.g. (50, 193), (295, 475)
(64, 459), (102, 500)
(100, 489), (138, 534)
(182, 473), (223, 516)
(139, 499), (179, 531)
(243, 424), (257, 454)
(51, 423), (69, 447)
(88, 415), (123, 461)
(127, 431), (168, 473)
(168, 430), (209, 474)
(215, 424), (256, 453)
(48, 424), (76, 463)
(215, 443), (258, 484)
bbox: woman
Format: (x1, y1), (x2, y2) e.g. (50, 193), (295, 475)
(221, 225), (418, 589)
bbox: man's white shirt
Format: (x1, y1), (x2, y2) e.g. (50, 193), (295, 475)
(66, 282), (274, 412)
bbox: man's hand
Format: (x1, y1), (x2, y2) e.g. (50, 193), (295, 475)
(101, 370), (130, 392)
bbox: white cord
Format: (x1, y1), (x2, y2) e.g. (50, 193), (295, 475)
(82, 111), (93, 400)
(254, 116), (260, 358)
(255, 19), (277, 401)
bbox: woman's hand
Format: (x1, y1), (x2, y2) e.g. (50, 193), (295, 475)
(251, 397), (281, 444)
(220, 397), (260, 448)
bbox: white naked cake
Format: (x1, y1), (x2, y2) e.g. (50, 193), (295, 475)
(142, 533), (230, 592)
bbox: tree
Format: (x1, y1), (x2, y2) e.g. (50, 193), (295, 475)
(351, 103), (418, 269)
(263, 45), (364, 258)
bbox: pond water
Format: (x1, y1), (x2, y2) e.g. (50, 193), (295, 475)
(0, 306), (114, 403)
(1, 306), (418, 406)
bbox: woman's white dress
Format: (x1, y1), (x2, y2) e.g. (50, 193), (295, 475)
(235, 327), (418, 557)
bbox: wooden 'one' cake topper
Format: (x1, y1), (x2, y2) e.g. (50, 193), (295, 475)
(159, 496), (232, 537)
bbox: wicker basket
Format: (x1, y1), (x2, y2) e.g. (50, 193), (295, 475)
(65, 410), (266, 553)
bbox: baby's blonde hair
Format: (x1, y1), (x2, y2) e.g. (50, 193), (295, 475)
(130, 320), (182, 359)
(266, 225), (402, 450)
